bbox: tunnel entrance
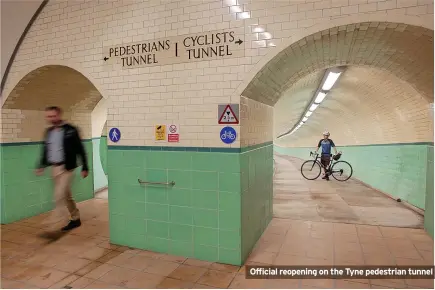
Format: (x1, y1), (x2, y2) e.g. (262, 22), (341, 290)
(242, 22), (433, 230)
(1, 65), (109, 229)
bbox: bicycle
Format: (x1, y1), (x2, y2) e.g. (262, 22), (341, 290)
(300, 151), (353, 181)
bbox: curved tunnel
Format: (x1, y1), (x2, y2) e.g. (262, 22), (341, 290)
(242, 22), (433, 230)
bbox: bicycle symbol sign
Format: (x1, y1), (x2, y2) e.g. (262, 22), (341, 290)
(220, 126), (237, 144)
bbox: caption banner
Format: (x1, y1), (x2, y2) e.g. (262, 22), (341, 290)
(245, 266), (435, 279)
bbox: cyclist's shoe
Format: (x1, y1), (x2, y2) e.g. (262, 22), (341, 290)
(322, 175), (327, 179)
(325, 175), (330, 181)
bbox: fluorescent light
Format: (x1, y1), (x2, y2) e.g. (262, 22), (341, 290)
(299, 122), (304, 126)
(238, 12), (250, 19)
(314, 92), (327, 103)
(322, 72), (341, 90)
(302, 117), (308, 122)
(253, 26), (265, 33)
(310, 103), (318, 111)
(305, 111), (312, 117)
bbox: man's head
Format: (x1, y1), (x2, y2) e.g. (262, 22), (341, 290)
(323, 131), (330, 139)
(45, 106), (63, 126)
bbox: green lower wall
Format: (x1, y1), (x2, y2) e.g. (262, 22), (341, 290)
(241, 143), (273, 261)
(108, 143), (273, 265)
(0, 141), (94, 224)
(93, 137), (108, 191)
(275, 143), (434, 237)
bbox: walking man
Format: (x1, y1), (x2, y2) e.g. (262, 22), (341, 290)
(35, 106), (88, 232)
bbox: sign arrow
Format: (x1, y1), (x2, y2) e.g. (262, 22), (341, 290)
(235, 39), (243, 45)
(104, 57), (109, 61)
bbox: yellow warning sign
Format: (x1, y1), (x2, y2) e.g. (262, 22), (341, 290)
(155, 125), (166, 141)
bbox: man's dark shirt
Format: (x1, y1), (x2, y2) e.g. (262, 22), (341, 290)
(318, 139), (335, 156)
(38, 123), (89, 171)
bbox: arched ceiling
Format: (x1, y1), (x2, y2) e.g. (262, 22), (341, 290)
(243, 22), (434, 106)
(3, 65), (102, 111)
(274, 66), (433, 147)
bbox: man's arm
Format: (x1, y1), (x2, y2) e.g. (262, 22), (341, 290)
(74, 127), (89, 172)
(315, 140), (321, 153)
(331, 140), (338, 154)
(37, 130), (49, 169)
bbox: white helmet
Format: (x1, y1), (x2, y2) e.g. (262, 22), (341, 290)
(323, 131), (330, 136)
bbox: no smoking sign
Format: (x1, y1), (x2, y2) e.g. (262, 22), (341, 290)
(168, 124), (179, 143)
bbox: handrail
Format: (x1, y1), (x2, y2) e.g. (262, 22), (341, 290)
(138, 179), (175, 186)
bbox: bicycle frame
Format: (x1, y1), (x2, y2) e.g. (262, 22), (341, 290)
(310, 152), (340, 174)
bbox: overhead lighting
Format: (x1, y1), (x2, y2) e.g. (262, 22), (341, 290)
(302, 117), (308, 122)
(314, 92), (327, 103)
(309, 104), (318, 111)
(253, 26), (265, 33)
(322, 72), (341, 91)
(305, 111), (312, 117)
(238, 12), (250, 19)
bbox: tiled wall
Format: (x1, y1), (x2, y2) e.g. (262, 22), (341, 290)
(275, 143), (434, 236)
(92, 137), (108, 192)
(241, 143), (273, 261)
(425, 146), (434, 237)
(107, 147), (244, 265)
(0, 141), (94, 224)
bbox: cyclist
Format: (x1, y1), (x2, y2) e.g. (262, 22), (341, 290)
(315, 131), (337, 181)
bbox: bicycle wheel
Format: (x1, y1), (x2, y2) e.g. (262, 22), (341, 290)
(331, 161), (353, 181)
(301, 160), (322, 180)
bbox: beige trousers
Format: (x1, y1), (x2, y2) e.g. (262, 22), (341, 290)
(45, 165), (80, 227)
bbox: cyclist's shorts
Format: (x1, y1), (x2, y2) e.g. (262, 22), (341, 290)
(320, 155), (331, 167)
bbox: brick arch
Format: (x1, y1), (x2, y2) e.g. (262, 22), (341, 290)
(1, 64), (107, 142)
(235, 15), (433, 104)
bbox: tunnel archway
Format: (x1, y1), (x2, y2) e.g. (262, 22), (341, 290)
(1, 65), (105, 223)
(241, 21), (433, 232)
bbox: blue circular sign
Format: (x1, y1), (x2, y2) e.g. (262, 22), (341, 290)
(109, 128), (121, 143)
(220, 126), (237, 144)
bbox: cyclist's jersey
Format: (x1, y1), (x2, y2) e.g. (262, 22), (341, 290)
(318, 139), (335, 156)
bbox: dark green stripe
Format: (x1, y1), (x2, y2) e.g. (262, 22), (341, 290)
(108, 145), (241, 153)
(274, 142), (434, 148)
(241, 141), (273, 153)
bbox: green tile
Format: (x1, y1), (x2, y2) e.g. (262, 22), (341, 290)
(127, 234), (148, 250)
(147, 220), (169, 238)
(146, 203), (168, 221)
(216, 154), (240, 173)
(192, 153), (219, 172)
(169, 206), (193, 225)
(219, 192), (241, 212)
(192, 172), (218, 191)
(125, 185), (146, 203)
(219, 210), (240, 231)
(219, 173), (241, 193)
(166, 152), (192, 170)
(191, 190), (218, 209)
(219, 230), (240, 249)
(123, 150), (145, 167)
(145, 151), (167, 169)
(193, 209), (218, 228)
(125, 202), (146, 219)
(193, 244), (218, 262)
(168, 170), (192, 189)
(194, 227), (218, 247)
(219, 248), (241, 265)
(168, 188), (191, 207)
(169, 240), (193, 257)
(148, 237), (169, 253)
(146, 187), (168, 204)
(145, 169), (167, 183)
(169, 224), (193, 242)
(125, 217), (146, 235)
(110, 214), (125, 234)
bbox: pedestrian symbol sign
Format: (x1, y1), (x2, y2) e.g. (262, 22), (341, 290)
(109, 128), (121, 143)
(155, 125), (166, 141)
(218, 104), (239, 124)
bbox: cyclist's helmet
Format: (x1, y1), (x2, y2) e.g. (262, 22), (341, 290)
(323, 131), (330, 136)
(333, 153), (342, 161)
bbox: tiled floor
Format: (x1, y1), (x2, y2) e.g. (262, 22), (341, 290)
(274, 155), (425, 228)
(1, 157), (433, 289)
(94, 188), (108, 199)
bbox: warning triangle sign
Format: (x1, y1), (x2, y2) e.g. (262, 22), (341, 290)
(219, 104), (239, 124)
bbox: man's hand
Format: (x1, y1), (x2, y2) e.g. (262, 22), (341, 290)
(35, 168), (44, 176)
(81, 171), (88, 178)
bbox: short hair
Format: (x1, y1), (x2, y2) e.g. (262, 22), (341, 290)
(45, 106), (62, 114)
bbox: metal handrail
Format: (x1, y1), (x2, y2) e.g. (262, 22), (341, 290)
(138, 179), (175, 186)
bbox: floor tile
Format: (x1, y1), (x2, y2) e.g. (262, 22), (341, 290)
(168, 264), (208, 282)
(97, 266), (140, 287)
(197, 269), (236, 288)
(156, 277), (194, 289)
(124, 272), (165, 288)
(143, 259), (181, 276)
